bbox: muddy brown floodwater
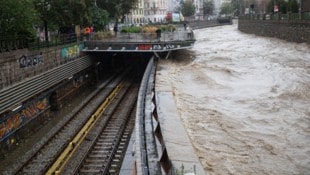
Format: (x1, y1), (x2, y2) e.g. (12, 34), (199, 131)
(157, 23), (310, 175)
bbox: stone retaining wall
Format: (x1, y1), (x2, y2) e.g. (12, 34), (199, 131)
(238, 19), (310, 44)
(0, 44), (85, 90)
(191, 20), (232, 30)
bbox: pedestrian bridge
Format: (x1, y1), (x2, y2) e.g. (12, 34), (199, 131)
(82, 29), (195, 55)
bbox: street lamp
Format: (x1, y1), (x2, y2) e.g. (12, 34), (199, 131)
(299, 0), (303, 19)
(37, 0), (51, 45)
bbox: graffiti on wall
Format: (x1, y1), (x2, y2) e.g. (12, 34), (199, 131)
(60, 44), (84, 59)
(19, 53), (44, 68)
(0, 97), (49, 142)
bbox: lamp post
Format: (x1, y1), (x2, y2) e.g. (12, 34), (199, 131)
(37, 0), (51, 45)
(299, 0), (303, 19)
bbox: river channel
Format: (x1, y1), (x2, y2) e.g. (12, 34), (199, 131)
(157, 22), (310, 174)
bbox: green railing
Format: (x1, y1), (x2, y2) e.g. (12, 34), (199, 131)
(240, 12), (310, 21)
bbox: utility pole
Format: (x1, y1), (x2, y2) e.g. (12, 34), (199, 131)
(299, 0), (303, 19)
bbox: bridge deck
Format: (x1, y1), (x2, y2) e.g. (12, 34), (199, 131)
(83, 29), (195, 53)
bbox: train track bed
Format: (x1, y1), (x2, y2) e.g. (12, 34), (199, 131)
(4, 71), (132, 175)
(62, 77), (139, 175)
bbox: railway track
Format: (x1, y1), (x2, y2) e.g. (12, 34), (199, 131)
(11, 71), (134, 175)
(63, 76), (139, 175)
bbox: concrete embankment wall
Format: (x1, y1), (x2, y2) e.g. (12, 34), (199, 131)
(238, 19), (310, 44)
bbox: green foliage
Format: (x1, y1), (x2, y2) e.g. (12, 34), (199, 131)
(159, 25), (176, 32)
(231, 0), (243, 16)
(97, 0), (138, 20)
(179, 0), (195, 17)
(203, 0), (215, 16)
(89, 6), (109, 31)
(0, 0), (146, 37)
(121, 26), (141, 33)
(288, 0), (299, 13)
(45, 0), (93, 27)
(267, 0), (300, 13)
(120, 24), (176, 33)
(0, 0), (39, 36)
(220, 2), (233, 15)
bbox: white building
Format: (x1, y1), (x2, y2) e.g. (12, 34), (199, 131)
(212, 0), (231, 16)
(126, 0), (145, 24)
(167, 0), (181, 12)
(213, 0), (223, 15)
(191, 0), (232, 19)
(192, 0), (204, 20)
(126, 0), (234, 24)
(144, 0), (168, 23)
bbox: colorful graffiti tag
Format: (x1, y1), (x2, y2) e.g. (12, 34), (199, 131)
(0, 97), (49, 142)
(60, 44), (84, 59)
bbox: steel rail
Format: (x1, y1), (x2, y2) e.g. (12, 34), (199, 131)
(73, 77), (138, 175)
(46, 82), (124, 174)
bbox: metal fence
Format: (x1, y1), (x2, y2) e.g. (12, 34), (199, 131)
(28, 33), (85, 50)
(0, 33), (85, 53)
(0, 35), (29, 53)
(90, 30), (194, 43)
(240, 12), (310, 21)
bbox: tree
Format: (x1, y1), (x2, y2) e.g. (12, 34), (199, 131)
(0, 0), (38, 36)
(46, 0), (93, 28)
(89, 6), (109, 31)
(203, 0), (214, 16)
(220, 2), (233, 15)
(97, 0), (138, 21)
(231, 0), (245, 16)
(34, 0), (53, 42)
(0, 0), (137, 38)
(179, 0), (195, 17)
(288, 0), (299, 13)
(267, 0), (299, 14)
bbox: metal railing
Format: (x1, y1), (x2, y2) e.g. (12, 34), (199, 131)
(136, 57), (155, 175)
(28, 33), (84, 50)
(90, 30), (195, 43)
(0, 33), (85, 53)
(240, 12), (310, 21)
(0, 35), (29, 53)
(0, 30), (195, 54)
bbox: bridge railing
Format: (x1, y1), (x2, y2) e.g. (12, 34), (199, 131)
(90, 30), (195, 43)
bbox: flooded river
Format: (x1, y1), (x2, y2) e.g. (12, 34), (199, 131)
(158, 23), (310, 174)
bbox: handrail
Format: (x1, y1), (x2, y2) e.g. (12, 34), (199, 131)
(0, 33), (85, 54)
(135, 56), (155, 175)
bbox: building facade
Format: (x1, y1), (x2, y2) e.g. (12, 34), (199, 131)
(127, 0), (238, 24)
(144, 0), (168, 23)
(127, 0), (169, 24)
(126, 0), (145, 24)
